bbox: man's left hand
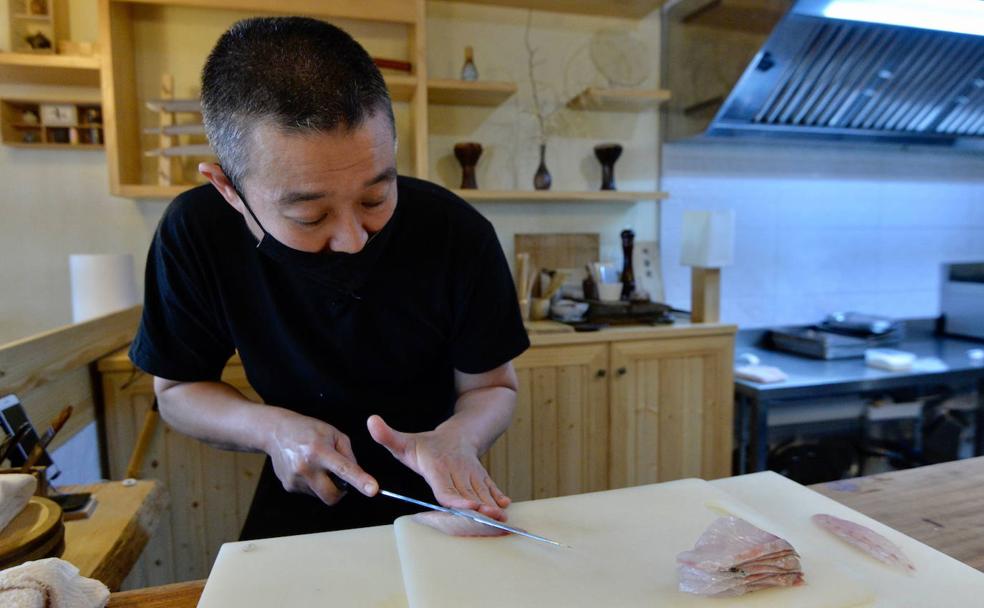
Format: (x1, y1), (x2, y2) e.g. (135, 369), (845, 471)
(367, 414), (510, 521)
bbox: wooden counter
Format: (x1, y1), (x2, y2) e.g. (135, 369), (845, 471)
(61, 480), (167, 591)
(107, 457), (984, 606)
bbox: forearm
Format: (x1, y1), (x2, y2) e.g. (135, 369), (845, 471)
(438, 386), (517, 456)
(154, 378), (283, 453)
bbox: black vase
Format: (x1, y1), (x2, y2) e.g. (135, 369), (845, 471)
(454, 142), (483, 189)
(594, 143), (623, 191)
(533, 144), (552, 190)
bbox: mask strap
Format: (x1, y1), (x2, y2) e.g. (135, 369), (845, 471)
(229, 180), (268, 248)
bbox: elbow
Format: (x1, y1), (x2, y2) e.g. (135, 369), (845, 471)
(153, 376), (184, 426)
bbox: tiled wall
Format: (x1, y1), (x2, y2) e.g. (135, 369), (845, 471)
(661, 141), (984, 329)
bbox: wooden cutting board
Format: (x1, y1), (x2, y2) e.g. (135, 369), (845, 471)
(393, 479), (875, 608)
(514, 233), (600, 272)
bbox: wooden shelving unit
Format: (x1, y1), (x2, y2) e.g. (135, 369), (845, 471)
(1, 98), (104, 149)
(567, 87), (672, 111)
(96, 0), (669, 200)
(0, 52), (100, 86)
(428, 79), (517, 106)
(450, 0), (666, 18)
(453, 190), (669, 203)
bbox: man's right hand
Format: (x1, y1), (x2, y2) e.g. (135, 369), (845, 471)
(264, 408), (379, 505)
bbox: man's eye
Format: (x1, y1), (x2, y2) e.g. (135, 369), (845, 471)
(362, 199), (386, 209)
(292, 215), (326, 226)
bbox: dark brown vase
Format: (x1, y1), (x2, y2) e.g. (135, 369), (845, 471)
(454, 142), (483, 189)
(533, 144), (552, 190)
(594, 143), (623, 191)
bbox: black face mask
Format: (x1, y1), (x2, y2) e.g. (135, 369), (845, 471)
(231, 183), (397, 297)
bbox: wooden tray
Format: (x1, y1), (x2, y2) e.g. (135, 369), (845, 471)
(0, 496), (63, 567)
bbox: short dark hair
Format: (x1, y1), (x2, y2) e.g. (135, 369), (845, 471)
(201, 17), (395, 189)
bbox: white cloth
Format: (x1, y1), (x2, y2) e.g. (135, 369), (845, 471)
(0, 474), (37, 533)
(0, 558), (109, 608)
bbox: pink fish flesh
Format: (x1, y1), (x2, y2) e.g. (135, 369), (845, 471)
(411, 510), (510, 538)
(812, 513), (916, 574)
(677, 516), (805, 597)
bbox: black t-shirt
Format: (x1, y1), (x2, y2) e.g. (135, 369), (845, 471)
(130, 176), (529, 540)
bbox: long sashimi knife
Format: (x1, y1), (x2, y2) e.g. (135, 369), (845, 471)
(381, 489), (569, 548)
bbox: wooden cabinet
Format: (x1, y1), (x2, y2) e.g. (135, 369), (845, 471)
(99, 357), (264, 590)
(609, 336), (733, 489)
(483, 325), (735, 501)
(484, 343), (609, 502)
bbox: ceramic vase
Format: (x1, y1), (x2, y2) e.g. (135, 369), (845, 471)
(594, 143), (623, 191)
(453, 142), (483, 189)
(533, 144), (552, 190)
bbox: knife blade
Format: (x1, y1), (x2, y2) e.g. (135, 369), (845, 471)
(380, 489), (568, 548)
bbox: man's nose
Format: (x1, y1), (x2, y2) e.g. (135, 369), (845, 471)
(327, 215), (368, 254)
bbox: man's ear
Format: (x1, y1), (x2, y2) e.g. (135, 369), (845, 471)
(199, 162), (244, 213)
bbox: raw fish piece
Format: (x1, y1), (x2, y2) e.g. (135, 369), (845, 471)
(411, 511), (509, 538)
(812, 514), (916, 574)
(676, 516), (798, 571)
(677, 516), (805, 597)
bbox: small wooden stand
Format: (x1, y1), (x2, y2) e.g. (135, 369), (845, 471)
(690, 267), (720, 323)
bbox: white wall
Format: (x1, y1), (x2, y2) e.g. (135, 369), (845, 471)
(427, 2), (662, 265)
(661, 141), (984, 329)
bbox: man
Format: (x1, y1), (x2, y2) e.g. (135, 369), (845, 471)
(129, 17), (529, 540)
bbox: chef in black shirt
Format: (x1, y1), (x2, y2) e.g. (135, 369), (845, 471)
(129, 17), (530, 540)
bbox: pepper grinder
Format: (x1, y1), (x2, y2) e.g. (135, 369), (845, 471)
(620, 229), (636, 301)
(461, 46), (478, 81)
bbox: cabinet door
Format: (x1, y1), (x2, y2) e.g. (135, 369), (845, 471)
(609, 336), (733, 488)
(483, 343), (609, 501)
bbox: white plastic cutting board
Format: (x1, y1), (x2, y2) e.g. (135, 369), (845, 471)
(196, 524), (407, 608)
(393, 478), (875, 608)
(197, 474), (984, 607)
(715, 472), (984, 608)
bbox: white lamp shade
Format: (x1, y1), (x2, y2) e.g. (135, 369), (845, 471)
(69, 254), (139, 323)
(680, 210), (735, 268)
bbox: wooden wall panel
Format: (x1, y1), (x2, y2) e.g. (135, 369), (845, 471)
(101, 366), (263, 589)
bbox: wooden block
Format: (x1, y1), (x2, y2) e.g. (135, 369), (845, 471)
(514, 233), (600, 274)
(691, 267), (720, 323)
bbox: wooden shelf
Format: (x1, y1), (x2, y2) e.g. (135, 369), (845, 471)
(117, 184), (199, 199)
(567, 87), (672, 112)
(450, 0), (666, 18)
(13, 13), (53, 21)
(452, 189), (669, 203)
(0, 52), (100, 87)
(5, 142), (103, 150)
(386, 74), (418, 102)
(427, 79), (517, 106)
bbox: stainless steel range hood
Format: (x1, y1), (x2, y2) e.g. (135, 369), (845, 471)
(662, 0), (984, 150)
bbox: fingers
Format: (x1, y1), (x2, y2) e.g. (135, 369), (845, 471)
(486, 478), (511, 508)
(306, 469), (348, 506)
(314, 446), (378, 498)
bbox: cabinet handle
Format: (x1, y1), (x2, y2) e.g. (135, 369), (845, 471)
(596, 369), (606, 378)
(616, 367), (628, 376)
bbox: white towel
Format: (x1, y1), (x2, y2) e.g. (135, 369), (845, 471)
(0, 474), (37, 533)
(0, 558), (109, 608)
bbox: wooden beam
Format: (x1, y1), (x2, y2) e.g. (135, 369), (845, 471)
(0, 306), (142, 400)
(114, 0), (419, 24)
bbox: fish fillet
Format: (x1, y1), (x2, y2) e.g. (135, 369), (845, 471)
(411, 511), (509, 538)
(812, 513), (915, 574)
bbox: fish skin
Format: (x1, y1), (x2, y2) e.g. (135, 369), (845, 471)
(411, 510), (510, 538)
(812, 513), (916, 574)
